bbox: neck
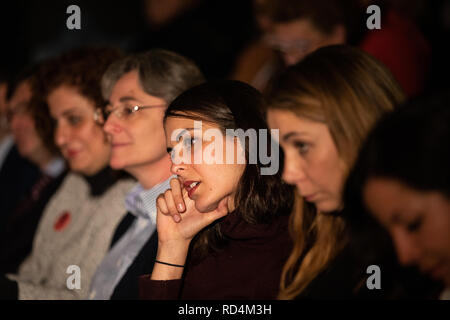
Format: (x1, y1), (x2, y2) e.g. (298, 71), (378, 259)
(127, 154), (173, 189)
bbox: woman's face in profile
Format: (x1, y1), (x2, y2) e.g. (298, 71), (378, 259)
(267, 109), (346, 213)
(364, 178), (450, 286)
(48, 85), (111, 176)
(164, 116), (245, 213)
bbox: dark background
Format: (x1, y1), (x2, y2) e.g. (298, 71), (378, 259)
(0, 0), (449, 91)
(0, 0), (255, 81)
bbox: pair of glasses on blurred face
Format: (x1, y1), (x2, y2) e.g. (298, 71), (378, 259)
(5, 102), (29, 123)
(263, 35), (312, 55)
(94, 103), (166, 124)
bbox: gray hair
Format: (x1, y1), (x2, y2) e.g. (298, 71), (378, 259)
(101, 49), (205, 103)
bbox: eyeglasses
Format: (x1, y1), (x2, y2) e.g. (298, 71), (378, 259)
(94, 104), (166, 124)
(263, 35), (312, 55)
(6, 102), (29, 123)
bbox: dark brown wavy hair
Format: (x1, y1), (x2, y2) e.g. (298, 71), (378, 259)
(30, 46), (124, 150)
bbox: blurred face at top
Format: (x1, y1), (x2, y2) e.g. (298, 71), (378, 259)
(364, 178), (450, 286)
(47, 85), (111, 176)
(265, 18), (346, 66)
(8, 80), (46, 160)
(102, 70), (169, 176)
(267, 109), (346, 213)
(164, 116), (245, 213)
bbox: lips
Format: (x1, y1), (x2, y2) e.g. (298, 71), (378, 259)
(303, 193), (318, 202)
(66, 149), (80, 158)
(183, 180), (201, 198)
(112, 142), (130, 148)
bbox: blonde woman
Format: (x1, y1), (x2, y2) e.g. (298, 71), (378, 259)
(266, 45), (409, 299)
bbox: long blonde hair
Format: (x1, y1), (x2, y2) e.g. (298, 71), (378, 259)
(266, 45), (405, 299)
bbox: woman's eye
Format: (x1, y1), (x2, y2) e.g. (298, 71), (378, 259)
(123, 106), (135, 116)
(68, 115), (82, 126)
(294, 141), (309, 155)
(406, 217), (423, 233)
(183, 137), (197, 149)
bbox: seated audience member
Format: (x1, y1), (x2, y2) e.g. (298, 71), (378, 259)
(233, 0), (430, 96)
(88, 49), (204, 300)
(139, 80), (295, 299)
(0, 65), (67, 274)
(344, 92), (450, 300)
(266, 45), (436, 299)
(0, 69), (44, 231)
(0, 47), (135, 300)
(229, 0), (283, 92)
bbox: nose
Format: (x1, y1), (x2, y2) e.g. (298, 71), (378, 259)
(282, 151), (306, 185)
(54, 123), (69, 148)
(170, 162), (186, 176)
(392, 229), (421, 266)
(103, 114), (122, 135)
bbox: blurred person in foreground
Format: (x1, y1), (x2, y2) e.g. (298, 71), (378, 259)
(344, 92), (450, 300)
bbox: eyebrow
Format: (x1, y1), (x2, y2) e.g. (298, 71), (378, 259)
(61, 108), (80, 116)
(119, 96), (142, 104)
(282, 131), (310, 142)
(175, 127), (198, 141)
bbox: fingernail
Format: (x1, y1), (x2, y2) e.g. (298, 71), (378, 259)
(178, 203), (184, 211)
(174, 215), (181, 222)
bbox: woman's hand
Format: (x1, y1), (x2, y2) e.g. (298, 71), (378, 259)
(156, 178), (229, 245)
(151, 178), (229, 280)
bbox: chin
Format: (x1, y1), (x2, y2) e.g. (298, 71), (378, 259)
(17, 145), (31, 158)
(315, 200), (341, 214)
(70, 160), (97, 176)
(109, 156), (126, 170)
(194, 197), (220, 213)
(109, 161), (124, 170)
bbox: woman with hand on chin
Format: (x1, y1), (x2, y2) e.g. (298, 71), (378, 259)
(139, 80), (295, 300)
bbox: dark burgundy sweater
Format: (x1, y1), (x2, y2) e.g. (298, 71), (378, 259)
(139, 211), (292, 300)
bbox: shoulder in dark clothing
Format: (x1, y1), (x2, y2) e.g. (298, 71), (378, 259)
(0, 146), (41, 231)
(297, 238), (441, 299)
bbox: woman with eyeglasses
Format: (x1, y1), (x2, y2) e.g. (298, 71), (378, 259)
(2, 47), (135, 300)
(88, 49), (205, 300)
